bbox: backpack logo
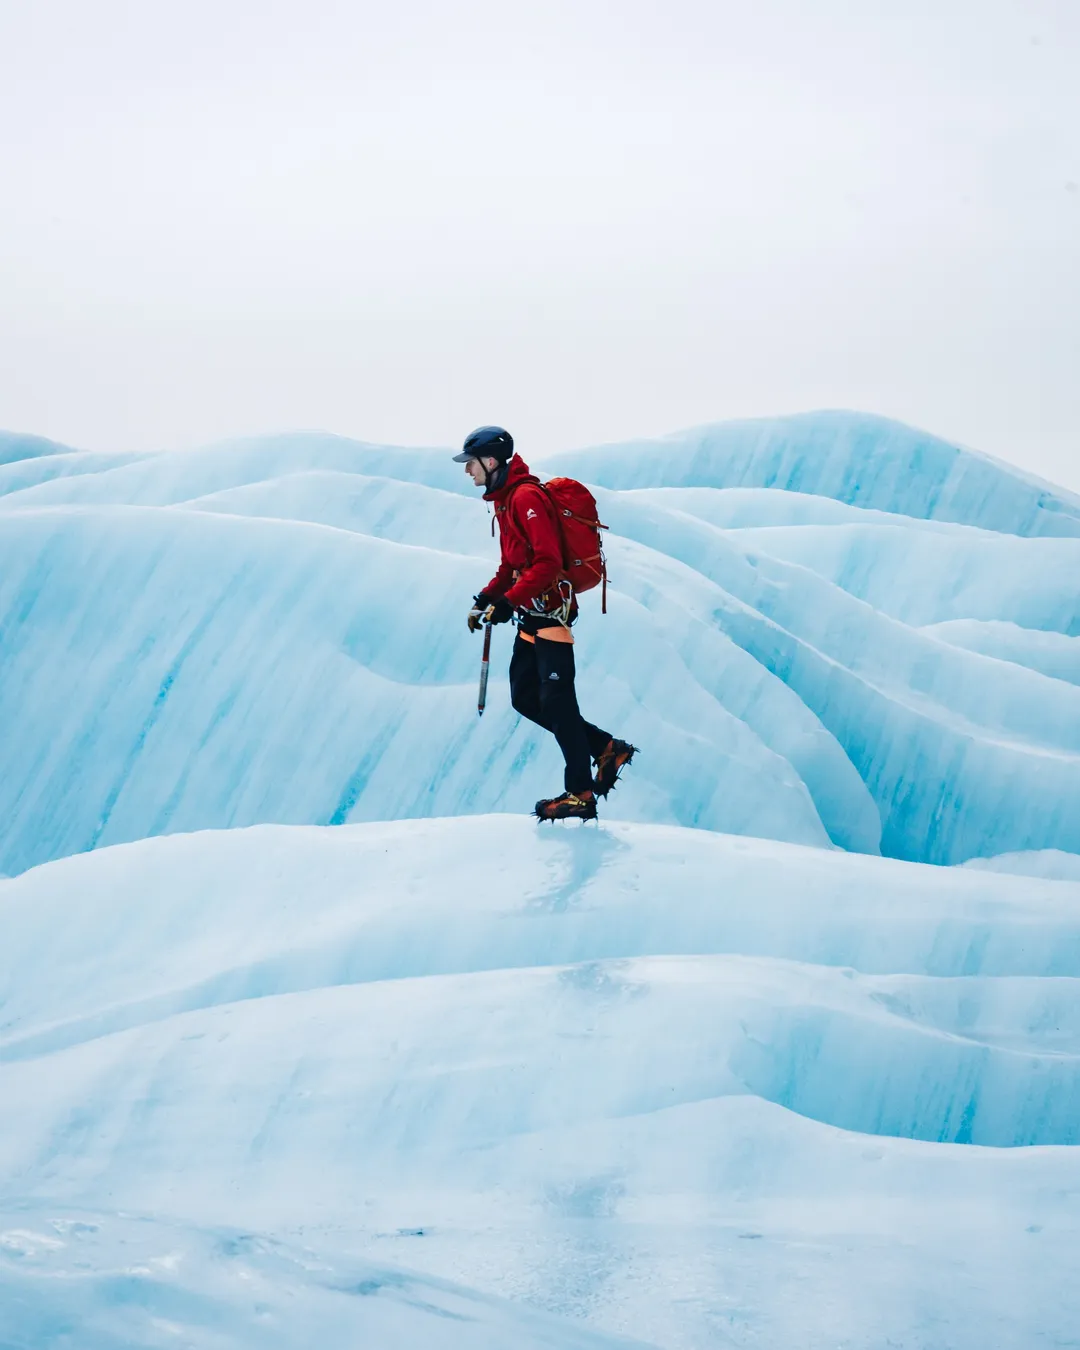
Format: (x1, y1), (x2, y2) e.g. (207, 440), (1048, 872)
(549, 671), (560, 680)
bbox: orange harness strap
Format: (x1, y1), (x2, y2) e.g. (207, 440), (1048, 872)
(517, 626), (574, 645)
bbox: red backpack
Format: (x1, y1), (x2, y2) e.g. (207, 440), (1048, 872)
(543, 477), (610, 611)
(501, 476), (610, 612)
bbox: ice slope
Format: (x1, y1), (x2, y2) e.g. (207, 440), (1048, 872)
(0, 431), (467, 511)
(0, 504), (832, 877)
(597, 495), (1080, 863)
(0, 431), (80, 467)
(178, 473), (881, 854)
(0, 411), (1078, 871)
(185, 469), (489, 555)
(620, 484), (996, 532)
(2, 817), (1079, 1349)
(0, 448), (148, 500)
(926, 619), (1080, 686)
(9, 818), (1080, 1063)
(539, 409), (1080, 536)
(616, 487), (1080, 638)
(189, 471), (1080, 862)
(718, 521), (1080, 631)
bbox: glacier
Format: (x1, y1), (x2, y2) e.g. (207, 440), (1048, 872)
(1, 408), (1078, 1348)
(0, 410), (1078, 872)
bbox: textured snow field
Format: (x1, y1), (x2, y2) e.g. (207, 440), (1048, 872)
(1, 411), (1079, 1347)
(0, 1207), (644, 1350)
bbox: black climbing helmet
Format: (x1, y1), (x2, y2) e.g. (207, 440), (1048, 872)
(452, 426), (514, 464)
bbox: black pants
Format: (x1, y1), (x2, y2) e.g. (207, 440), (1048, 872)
(509, 633), (611, 794)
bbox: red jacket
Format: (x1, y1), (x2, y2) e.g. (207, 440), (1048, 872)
(481, 457), (565, 610)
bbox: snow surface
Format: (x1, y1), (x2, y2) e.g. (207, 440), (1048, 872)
(3, 817), (1080, 1349)
(0, 1207), (642, 1350)
(1, 410), (1078, 1347)
(0, 410), (1078, 871)
(961, 849), (1080, 881)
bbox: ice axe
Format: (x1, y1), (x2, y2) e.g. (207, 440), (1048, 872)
(477, 621), (492, 716)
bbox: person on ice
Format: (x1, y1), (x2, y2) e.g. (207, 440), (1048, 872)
(455, 425), (635, 821)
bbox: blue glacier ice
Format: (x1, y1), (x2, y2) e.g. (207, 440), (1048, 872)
(0, 410), (1078, 872)
(1, 409), (1078, 1348)
(0, 430), (78, 467)
(926, 619), (1080, 685)
(542, 410), (1080, 536)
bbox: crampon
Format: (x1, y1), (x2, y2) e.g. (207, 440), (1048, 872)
(592, 739), (637, 798)
(534, 790), (598, 822)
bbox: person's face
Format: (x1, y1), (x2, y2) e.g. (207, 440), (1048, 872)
(464, 456), (495, 487)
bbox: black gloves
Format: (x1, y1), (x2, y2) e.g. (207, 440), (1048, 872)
(467, 594), (514, 632)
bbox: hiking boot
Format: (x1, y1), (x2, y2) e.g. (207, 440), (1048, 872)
(592, 739), (637, 798)
(534, 790), (598, 822)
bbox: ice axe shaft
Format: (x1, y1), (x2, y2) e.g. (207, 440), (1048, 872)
(477, 622), (492, 716)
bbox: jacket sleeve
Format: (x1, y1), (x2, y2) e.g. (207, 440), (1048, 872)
(502, 487), (564, 608)
(480, 558), (515, 599)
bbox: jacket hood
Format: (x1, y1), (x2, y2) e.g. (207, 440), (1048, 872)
(483, 455), (537, 502)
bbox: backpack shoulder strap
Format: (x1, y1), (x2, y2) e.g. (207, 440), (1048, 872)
(493, 476), (544, 535)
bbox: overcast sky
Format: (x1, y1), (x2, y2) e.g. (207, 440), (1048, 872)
(1, 0), (1077, 488)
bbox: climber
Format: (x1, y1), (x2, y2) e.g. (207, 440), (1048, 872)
(455, 425), (635, 821)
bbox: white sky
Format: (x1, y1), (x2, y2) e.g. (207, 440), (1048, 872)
(1, 0), (1078, 489)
